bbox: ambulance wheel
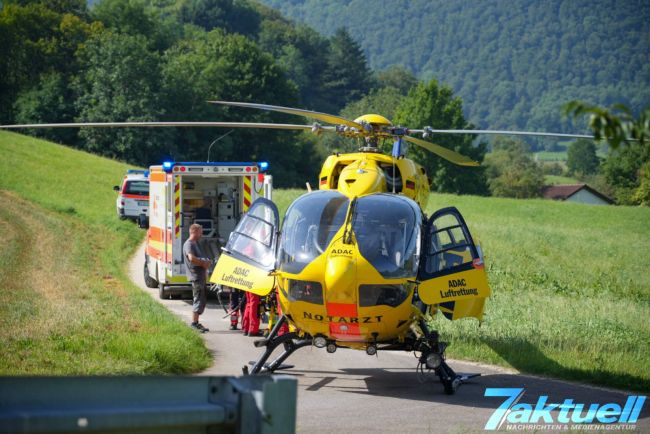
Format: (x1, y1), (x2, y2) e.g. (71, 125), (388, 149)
(143, 261), (159, 289)
(159, 283), (170, 299)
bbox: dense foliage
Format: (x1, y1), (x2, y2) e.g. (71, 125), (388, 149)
(566, 102), (650, 205)
(484, 138), (544, 198)
(0, 0), (370, 186)
(259, 0), (650, 138)
(566, 139), (599, 176)
(1, 0), (489, 191)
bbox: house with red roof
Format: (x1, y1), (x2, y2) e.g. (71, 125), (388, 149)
(541, 184), (614, 205)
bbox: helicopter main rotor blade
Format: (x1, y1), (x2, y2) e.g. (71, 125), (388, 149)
(409, 128), (595, 140)
(0, 121), (323, 131)
(403, 135), (480, 167)
(208, 100), (364, 129)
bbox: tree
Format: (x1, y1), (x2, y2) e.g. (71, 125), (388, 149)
(320, 28), (374, 112)
(484, 137), (545, 198)
(74, 31), (171, 165)
(564, 101), (649, 149)
(160, 29), (321, 187)
(566, 101), (650, 205)
(393, 79), (488, 195)
(90, 0), (182, 51)
(0, 1), (95, 123)
(633, 162), (650, 206)
(13, 72), (78, 145)
(601, 141), (650, 205)
(566, 139), (599, 175)
(176, 0), (260, 37)
(375, 65), (418, 96)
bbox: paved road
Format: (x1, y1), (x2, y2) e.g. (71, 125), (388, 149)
(129, 244), (649, 433)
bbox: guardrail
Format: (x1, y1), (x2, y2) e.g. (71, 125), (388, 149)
(0, 375), (296, 434)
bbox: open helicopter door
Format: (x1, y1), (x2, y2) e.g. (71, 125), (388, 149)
(210, 198), (279, 296)
(417, 207), (490, 321)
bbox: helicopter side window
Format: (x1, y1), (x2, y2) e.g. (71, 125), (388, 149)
(425, 213), (474, 274)
(352, 194), (421, 279)
(278, 191), (349, 274)
(227, 199), (278, 269)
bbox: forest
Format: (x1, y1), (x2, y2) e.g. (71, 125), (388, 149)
(1, 0), (384, 186)
(260, 0), (650, 138)
(1, 0), (648, 204)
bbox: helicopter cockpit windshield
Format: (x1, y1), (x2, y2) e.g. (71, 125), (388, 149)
(352, 194), (421, 278)
(278, 191), (349, 274)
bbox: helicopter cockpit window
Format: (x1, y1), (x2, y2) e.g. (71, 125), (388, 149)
(228, 201), (278, 269)
(278, 191), (349, 274)
(352, 194), (421, 279)
(425, 213), (475, 274)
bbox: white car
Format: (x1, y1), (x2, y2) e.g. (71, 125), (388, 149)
(114, 170), (149, 220)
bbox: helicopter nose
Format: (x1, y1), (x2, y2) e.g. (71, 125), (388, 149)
(325, 254), (356, 301)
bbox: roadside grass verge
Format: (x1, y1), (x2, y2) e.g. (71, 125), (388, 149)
(0, 131), (211, 374)
(273, 189), (650, 391)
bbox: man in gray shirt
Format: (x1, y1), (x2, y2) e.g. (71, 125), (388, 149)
(183, 224), (212, 332)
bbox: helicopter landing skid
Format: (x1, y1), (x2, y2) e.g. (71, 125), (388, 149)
(243, 315), (312, 375)
(435, 360), (480, 395)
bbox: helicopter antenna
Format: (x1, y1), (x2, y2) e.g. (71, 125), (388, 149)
(207, 129), (234, 162)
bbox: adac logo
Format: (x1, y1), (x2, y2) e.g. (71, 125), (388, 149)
(330, 248), (353, 256)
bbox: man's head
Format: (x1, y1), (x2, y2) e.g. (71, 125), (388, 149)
(189, 223), (203, 240)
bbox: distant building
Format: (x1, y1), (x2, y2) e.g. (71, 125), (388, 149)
(542, 184), (613, 205)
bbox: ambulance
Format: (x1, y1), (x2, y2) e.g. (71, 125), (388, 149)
(114, 169), (149, 220)
(141, 161), (272, 299)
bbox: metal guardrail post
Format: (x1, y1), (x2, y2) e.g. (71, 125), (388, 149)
(0, 375), (296, 434)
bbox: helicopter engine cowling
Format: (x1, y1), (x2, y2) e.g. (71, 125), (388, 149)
(337, 159), (386, 197)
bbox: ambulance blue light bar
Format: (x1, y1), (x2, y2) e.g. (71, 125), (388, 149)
(162, 161), (174, 172)
(258, 161), (269, 172)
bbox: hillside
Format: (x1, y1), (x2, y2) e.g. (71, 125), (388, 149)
(259, 0), (650, 133)
(0, 131), (211, 374)
(272, 189), (650, 391)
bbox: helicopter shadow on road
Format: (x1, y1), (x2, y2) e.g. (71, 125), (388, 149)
(289, 365), (504, 407)
(286, 337), (650, 413)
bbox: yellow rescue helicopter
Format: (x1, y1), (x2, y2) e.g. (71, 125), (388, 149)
(0, 101), (595, 395)
(204, 102), (491, 394)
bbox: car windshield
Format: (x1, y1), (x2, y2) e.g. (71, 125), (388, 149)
(124, 180), (149, 195)
(278, 191), (349, 274)
(352, 194), (421, 278)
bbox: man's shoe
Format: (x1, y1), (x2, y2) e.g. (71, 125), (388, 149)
(243, 331), (249, 336)
(230, 324), (237, 330)
(191, 322), (208, 333)
(197, 323), (209, 332)
(248, 331), (263, 337)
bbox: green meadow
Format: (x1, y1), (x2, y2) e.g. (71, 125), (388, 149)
(0, 131), (211, 374)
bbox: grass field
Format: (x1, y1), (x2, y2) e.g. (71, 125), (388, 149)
(534, 150), (568, 162)
(0, 131), (211, 374)
(272, 189), (650, 392)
